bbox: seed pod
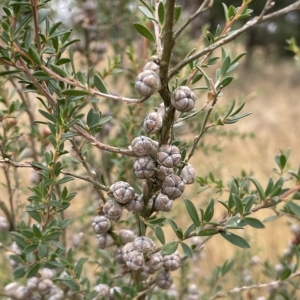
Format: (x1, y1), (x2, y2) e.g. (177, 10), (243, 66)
(140, 265), (150, 280)
(188, 283), (199, 295)
(125, 194), (145, 212)
(143, 61), (160, 75)
(162, 174), (185, 199)
(40, 268), (56, 279)
(115, 247), (125, 264)
(130, 136), (155, 157)
(156, 165), (174, 181)
(122, 242), (136, 261)
(167, 284), (179, 299)
(163, 253), (181, 271)
(157, 144), (181, 168)
(110, 181), (135, 204)
(133, 157), (155, 179)
(48, 287), (64, 300)
(27, 277), (39, 291)
(119, 229), (136, 244)
(154, 193), (173, 212)
(109, 286), (123, 300)
(180, 163), (196, 184)
(97, 233), (114, 249)
(156, 270), (173, 289)
(125, 250), (144, 270)
(94, 284), (110, 299)
(5, 282), (20, 297)
(15, 286), (30, 300)
(103, 200), (122, 221)
(92, 215), (111, 234)
(144, 112), (162, 134)
(147, 252), (163, 273)
(135, 70), (161, 97)
(38, 279), (53, 295)
(0, 216), (9, 232)
(133, 236), (155, 253)
(171, 86), (197, 112)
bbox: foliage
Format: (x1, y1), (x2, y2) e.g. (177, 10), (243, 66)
(0, 0), (300, 299)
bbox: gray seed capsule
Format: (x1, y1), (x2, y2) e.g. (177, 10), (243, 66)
(140, 265), (150, 280)
(157, 144), (181, 168)
(171, 86), (197, 112)
(125, 194), (145, 212)
(156, 270), (173, 289)
(133, 236), (155, 253)
(154, 193), (173, 212)
(180, 163), (196, 184)
(130, 136), (155, 157)
(119, 229), (136, 244)
(135, 70), (161, 97)
(125, 250), (144, 270)
(111, 181), (135, 204)
(143, 61), (160, 75)
(94, 284), (110, 299)
(144, 112), (162, 134)
(162, 174), (185, 199)
(103, 200), (122, 221)
(163, 253), (181, 271)
(133, 157), (156, 179)
(147, 252), (163, 273)
(92, 215), (111, 234)
(122, 242), (136, 261)
(156, 165), (174, 181)
(97, 233), (114, 249)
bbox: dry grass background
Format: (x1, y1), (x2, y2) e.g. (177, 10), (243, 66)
(1, 49), (300, 297)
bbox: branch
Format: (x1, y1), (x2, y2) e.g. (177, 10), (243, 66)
(41, 65), (147, 104)
(257, 0), (274, 22)
(174, 0), (213, 40)
(0, 159), (110, 192)
(169, 1), (300, 79)
(73, 124), (135, 157)
(210, 270), (300, 299)
(31, 0), (41, 51)
(154, 0), (163, 57)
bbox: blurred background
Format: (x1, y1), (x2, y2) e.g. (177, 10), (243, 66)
(1, 0), (300, 297)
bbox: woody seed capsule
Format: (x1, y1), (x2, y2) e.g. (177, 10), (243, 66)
(171, 86), (197, 112)
(144, 112), (163, 134)
(125, 193), (144, 212)
(163, 253), (181, 271)
(103, 200), (122, 221)
(133, 236), (155, 253)
(147, 252), (163, 273)
(180, 163), (196, 184)
(97, 233), (114, 249)
(157, 144), (181, 168)
(125, 250), (144, 270)
(162, 174), (185, 199)
(156, 270), (173, 289)
(154, 193), (173, 212)
(130, 136), (155, 157)
(133, 156), (156, 179)
(110, 181), (135, 204)
(92, 215), (111, 234)
(118, 229), (135, 244)
(156, 165), (174, 181)
(143, 61), (160, 75)
(94, 284), (110, 299)
(135, 70), (161, 97)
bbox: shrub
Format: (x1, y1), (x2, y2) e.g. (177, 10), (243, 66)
(0, 0), (300, 299)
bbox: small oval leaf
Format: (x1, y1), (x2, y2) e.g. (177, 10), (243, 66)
(133, 22), (155, 43)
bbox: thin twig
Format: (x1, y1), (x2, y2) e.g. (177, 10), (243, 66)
(174, 0), (212, 40)
(154, 0), (163, 57)
(210, 270), (300, 299)
(258, 0), (273, 22)
(0, 158), (110, 192)
(31, 0), (41, 51)
(169, 0), (300, 79)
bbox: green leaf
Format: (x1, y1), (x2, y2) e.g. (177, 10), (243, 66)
(49, 64), (69, 78)
(161, 241), (178, 255)
(158, 2), (165, 25)
(184, 199), (201, 226)
(13, 266), (27, 278)
(217, 76), (233, 89)
(221, 259), (235, 276)
(174, 6), (182, 23)
(203, 199), (214, 222)
(23, 243), (39, 254)
(0, 69), (21, 76)
(287, 202), (300, 216)
(249, 177), (265, 200)
(38, 109), (56, 123)
(244, 217), (265, 228)
(133, 23), (155, 43)
(138, 6), (155, 20)
(220, 56), (231, 76)
(94, 74), (109, 94)
(154, 226), (165, 245)
(181, 242), (193, 258)
(279, 268), (291, 280)
(44, 231), (62, 241)
(220, 231), (250, 249)
(57, 176), (74, 185)
(168, 218), (178, 232)
(231, 52), (247, 64)
(61, 89), (90, 96)
(28, 46), (41, 65)
(233, 194), (243, 215)
(27, 263), (41, 278)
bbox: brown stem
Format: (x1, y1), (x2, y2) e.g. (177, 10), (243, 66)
(31, 0), (41, 51)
